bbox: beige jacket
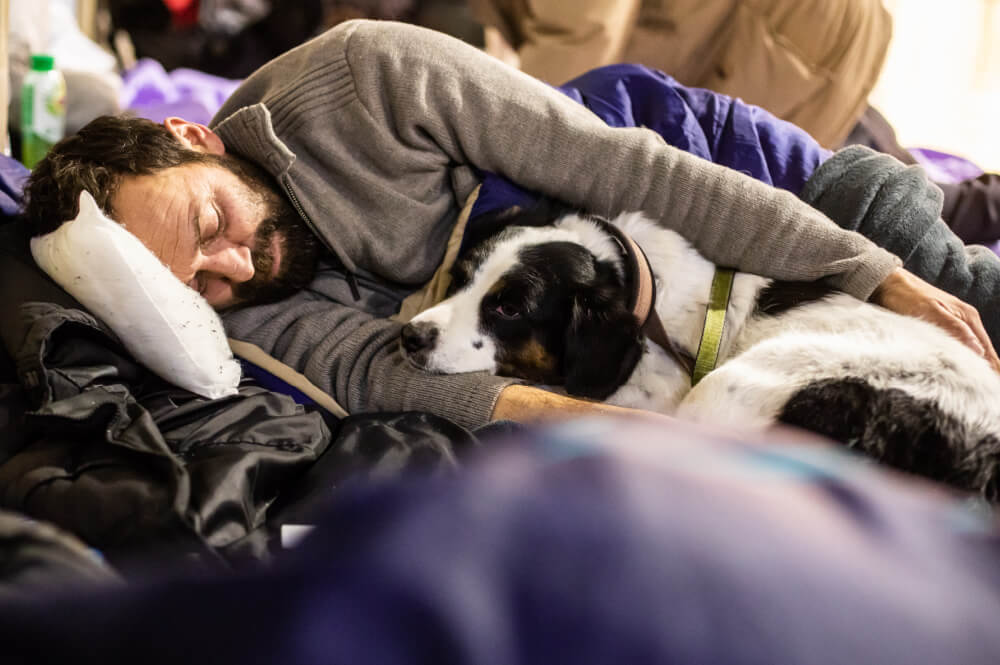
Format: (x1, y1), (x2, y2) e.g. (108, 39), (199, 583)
(472, 0), (892, 147)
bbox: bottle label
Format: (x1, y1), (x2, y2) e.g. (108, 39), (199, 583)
(26, 75), (67, 143)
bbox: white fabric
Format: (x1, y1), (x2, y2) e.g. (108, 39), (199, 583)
(30, 190), (241, 399)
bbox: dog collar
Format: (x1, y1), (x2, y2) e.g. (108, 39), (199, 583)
(595, 219), (696, 377)
(692, 267), (735, 385)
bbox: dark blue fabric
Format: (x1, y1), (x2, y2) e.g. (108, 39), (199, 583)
(2, 419), (999, 664)
(238, 359), (320, 409)
(472, 64), (832, 221)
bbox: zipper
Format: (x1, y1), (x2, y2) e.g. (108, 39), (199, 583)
(281, 177), (361, 301)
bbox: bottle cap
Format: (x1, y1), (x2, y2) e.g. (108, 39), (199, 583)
(30, 54), (55, 71)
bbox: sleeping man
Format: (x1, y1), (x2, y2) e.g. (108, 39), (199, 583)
(19, 19), (1000, 430)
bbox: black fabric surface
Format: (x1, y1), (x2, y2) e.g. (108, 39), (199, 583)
(0, 216), (479, 573)
(0, 508), (119, 600)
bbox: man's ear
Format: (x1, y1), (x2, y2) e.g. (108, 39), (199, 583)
(163, 117), (226, 155)
(563, 298), (643, 400)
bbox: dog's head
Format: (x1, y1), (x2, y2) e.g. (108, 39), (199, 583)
(401, 209), (644, 400)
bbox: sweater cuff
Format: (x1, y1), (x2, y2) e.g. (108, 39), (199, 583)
(833, 247), (902, 301)
(374, 365), (519, 431)
(409, 374), (519, 431)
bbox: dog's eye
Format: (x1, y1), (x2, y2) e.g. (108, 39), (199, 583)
(495, 303), (521, 319)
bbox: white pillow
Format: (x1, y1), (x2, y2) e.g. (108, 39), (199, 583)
(30, 190), (241, 399)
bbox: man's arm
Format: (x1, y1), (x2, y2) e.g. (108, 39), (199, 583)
(344, 21), (996, 365)
(342, 20), (899, 300)
(491, 384), (664, 423)
(222, 269), (519, 430)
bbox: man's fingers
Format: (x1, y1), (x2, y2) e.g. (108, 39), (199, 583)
(928, 300), (981, 355)
(960, 305), (1000, 372)
(871, 268), (1000, 374)
(942, 300), (1000, 372)
(957, 326), (984, 355)
(987, 349), (1000, 375)
(949, 310), (985, 356)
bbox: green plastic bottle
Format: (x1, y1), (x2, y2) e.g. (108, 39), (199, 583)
(20, 53), (66, 168)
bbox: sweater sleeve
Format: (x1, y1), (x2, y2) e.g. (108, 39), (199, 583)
(221, 270), (518, 430)
(342, 20), (900, 300)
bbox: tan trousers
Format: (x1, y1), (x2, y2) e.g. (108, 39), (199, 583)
(473, 0), (892, 148)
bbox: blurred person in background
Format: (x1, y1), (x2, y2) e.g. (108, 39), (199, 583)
(470, 0), (890, 149)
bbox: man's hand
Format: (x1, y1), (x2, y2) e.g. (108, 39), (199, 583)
(870, 268), (1000, 373)
(492, 384), (671, 424)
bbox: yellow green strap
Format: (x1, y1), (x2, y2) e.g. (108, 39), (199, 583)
(692, 267), (735, 386)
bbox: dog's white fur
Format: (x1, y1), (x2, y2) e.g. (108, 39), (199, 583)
(411, 212), (1000, 439)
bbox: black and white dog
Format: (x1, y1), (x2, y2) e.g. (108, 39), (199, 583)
(401, 207), (1000, 499)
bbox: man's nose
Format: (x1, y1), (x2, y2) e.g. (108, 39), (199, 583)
(201, 244), (255, 283)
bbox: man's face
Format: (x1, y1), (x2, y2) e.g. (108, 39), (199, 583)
(111, 153), (318, 309)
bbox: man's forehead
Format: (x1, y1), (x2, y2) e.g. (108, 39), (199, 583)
(111, 172), (201, 259)
(114, 167), (203, 217)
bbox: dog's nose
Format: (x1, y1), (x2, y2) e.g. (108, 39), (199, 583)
(401, 321), (439, 354)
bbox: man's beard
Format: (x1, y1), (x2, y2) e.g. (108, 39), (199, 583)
(211, 152), (321, 306)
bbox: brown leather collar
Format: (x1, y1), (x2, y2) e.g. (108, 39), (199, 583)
(594, 218), (696, 377)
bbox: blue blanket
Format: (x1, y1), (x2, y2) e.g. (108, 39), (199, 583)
(472, 64), (832, 220)
(3, 419), (999, 664)
(0, 157), (28, 219)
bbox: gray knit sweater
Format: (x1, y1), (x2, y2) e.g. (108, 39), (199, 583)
(214, 19), (900, 429)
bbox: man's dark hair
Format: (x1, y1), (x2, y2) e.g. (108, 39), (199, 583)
(22, 114), (214, 235)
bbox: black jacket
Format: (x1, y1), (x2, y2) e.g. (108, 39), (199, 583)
(0, 219), (478, 571)
(0, 218), (336, 566)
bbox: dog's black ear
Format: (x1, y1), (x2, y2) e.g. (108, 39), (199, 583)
(563, 298), (643, 401)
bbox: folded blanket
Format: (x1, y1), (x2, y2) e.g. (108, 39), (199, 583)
(800, 145), (1000, 346)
